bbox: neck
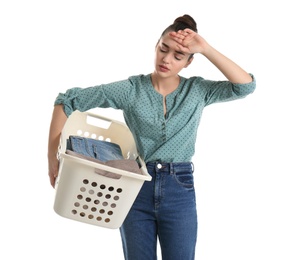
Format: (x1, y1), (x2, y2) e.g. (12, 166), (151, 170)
(151, 73), (180, 96)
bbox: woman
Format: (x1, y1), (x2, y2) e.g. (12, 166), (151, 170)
(48, 14), (256, 260)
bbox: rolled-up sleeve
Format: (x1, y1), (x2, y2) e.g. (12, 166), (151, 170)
(203, 73), (256, 106)
(54, 79), (132, 117)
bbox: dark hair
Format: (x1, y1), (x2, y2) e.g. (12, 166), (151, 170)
(159, 14), (198, 60)
(160, 14), (198, 37)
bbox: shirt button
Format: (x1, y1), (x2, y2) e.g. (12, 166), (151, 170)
(157, 163), (162, 169)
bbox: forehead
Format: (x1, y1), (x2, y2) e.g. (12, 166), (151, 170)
(159, 33), (177, 46)
(158, 34), (188, 56)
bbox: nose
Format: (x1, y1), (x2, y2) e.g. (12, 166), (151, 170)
(162, 55), (169, 64)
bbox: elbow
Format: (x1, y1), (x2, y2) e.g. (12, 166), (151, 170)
(236, 73), (256, 96)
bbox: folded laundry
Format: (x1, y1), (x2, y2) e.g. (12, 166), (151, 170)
(66, 150), (143, 179)
(65, 136), (143, 179)
(66, 136), (124, 161)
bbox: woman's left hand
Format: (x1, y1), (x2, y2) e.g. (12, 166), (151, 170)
(169, 29), (209, 55)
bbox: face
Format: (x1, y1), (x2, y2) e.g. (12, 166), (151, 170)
(154, 33), (193, 78)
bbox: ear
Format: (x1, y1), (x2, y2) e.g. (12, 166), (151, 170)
(184, 56), (194, 68)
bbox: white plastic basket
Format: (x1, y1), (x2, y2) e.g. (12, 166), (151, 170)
(53, 110), (151, 229)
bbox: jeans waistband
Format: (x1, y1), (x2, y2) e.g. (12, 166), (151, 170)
(146, 161), (194, 174)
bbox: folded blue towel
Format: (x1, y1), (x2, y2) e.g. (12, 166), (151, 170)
(66, 136), (124, 162)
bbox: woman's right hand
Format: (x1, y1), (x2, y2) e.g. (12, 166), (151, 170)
(48, 105), (68, 188)
(48, 153), (59, 188)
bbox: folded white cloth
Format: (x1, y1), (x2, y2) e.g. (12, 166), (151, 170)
(66, 150), (142, 179)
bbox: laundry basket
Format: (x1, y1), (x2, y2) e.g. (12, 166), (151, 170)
(53, 110), (151, 229)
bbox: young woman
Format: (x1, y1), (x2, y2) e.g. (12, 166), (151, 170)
(48, 14), (256, 260)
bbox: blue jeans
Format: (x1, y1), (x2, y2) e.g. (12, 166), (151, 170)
(120, 162), (197, 260)
(66, 136), (123, 161)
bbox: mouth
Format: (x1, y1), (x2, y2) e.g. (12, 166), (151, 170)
(159, 65), (169, 72)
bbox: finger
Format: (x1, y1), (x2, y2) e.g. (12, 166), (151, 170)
(49, 174), (55, 188)
(183, 28), (193, 34)
(179, 29), (192, 36)
(177, 30), (188, 38)
(169, 33), (184, 44)
(49, 168), (58, 188)
(172, 32), (185, 40)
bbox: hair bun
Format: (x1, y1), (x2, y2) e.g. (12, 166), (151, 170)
(159, 14), (198, 38)
(174, 14), (197, 32)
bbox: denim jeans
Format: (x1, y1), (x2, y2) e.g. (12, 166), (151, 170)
(66, 136), (123, 161)
(120, 161), (197, 260)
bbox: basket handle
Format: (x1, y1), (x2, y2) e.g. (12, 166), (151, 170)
(86, 114), (112, 129)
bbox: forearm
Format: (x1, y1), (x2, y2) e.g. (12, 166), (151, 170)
(169, 29), (252, 84)
(202, 45), (252, 84)
(48, 104), (68, 159)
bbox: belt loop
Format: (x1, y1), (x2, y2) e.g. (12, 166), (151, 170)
(191, 162), (195, 173)
(170, 163), (174, 175)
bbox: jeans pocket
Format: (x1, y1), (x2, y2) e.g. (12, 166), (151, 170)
(173, 172), (194, 189)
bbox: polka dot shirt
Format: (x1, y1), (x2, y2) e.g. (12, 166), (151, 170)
(55, 74), (256, 163)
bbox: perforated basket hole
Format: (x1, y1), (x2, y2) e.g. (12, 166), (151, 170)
(71, 178), (123, 224)
(75, 129), (102, 140)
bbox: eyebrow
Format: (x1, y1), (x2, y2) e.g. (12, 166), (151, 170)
(162, 43), (185, 56)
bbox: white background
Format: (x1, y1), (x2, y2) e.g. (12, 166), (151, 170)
(1, 0), (303, 259)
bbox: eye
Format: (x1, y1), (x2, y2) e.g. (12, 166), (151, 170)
(160, 48), (167, 53)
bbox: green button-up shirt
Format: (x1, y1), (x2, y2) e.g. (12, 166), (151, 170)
(55, 73), (256, 162)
